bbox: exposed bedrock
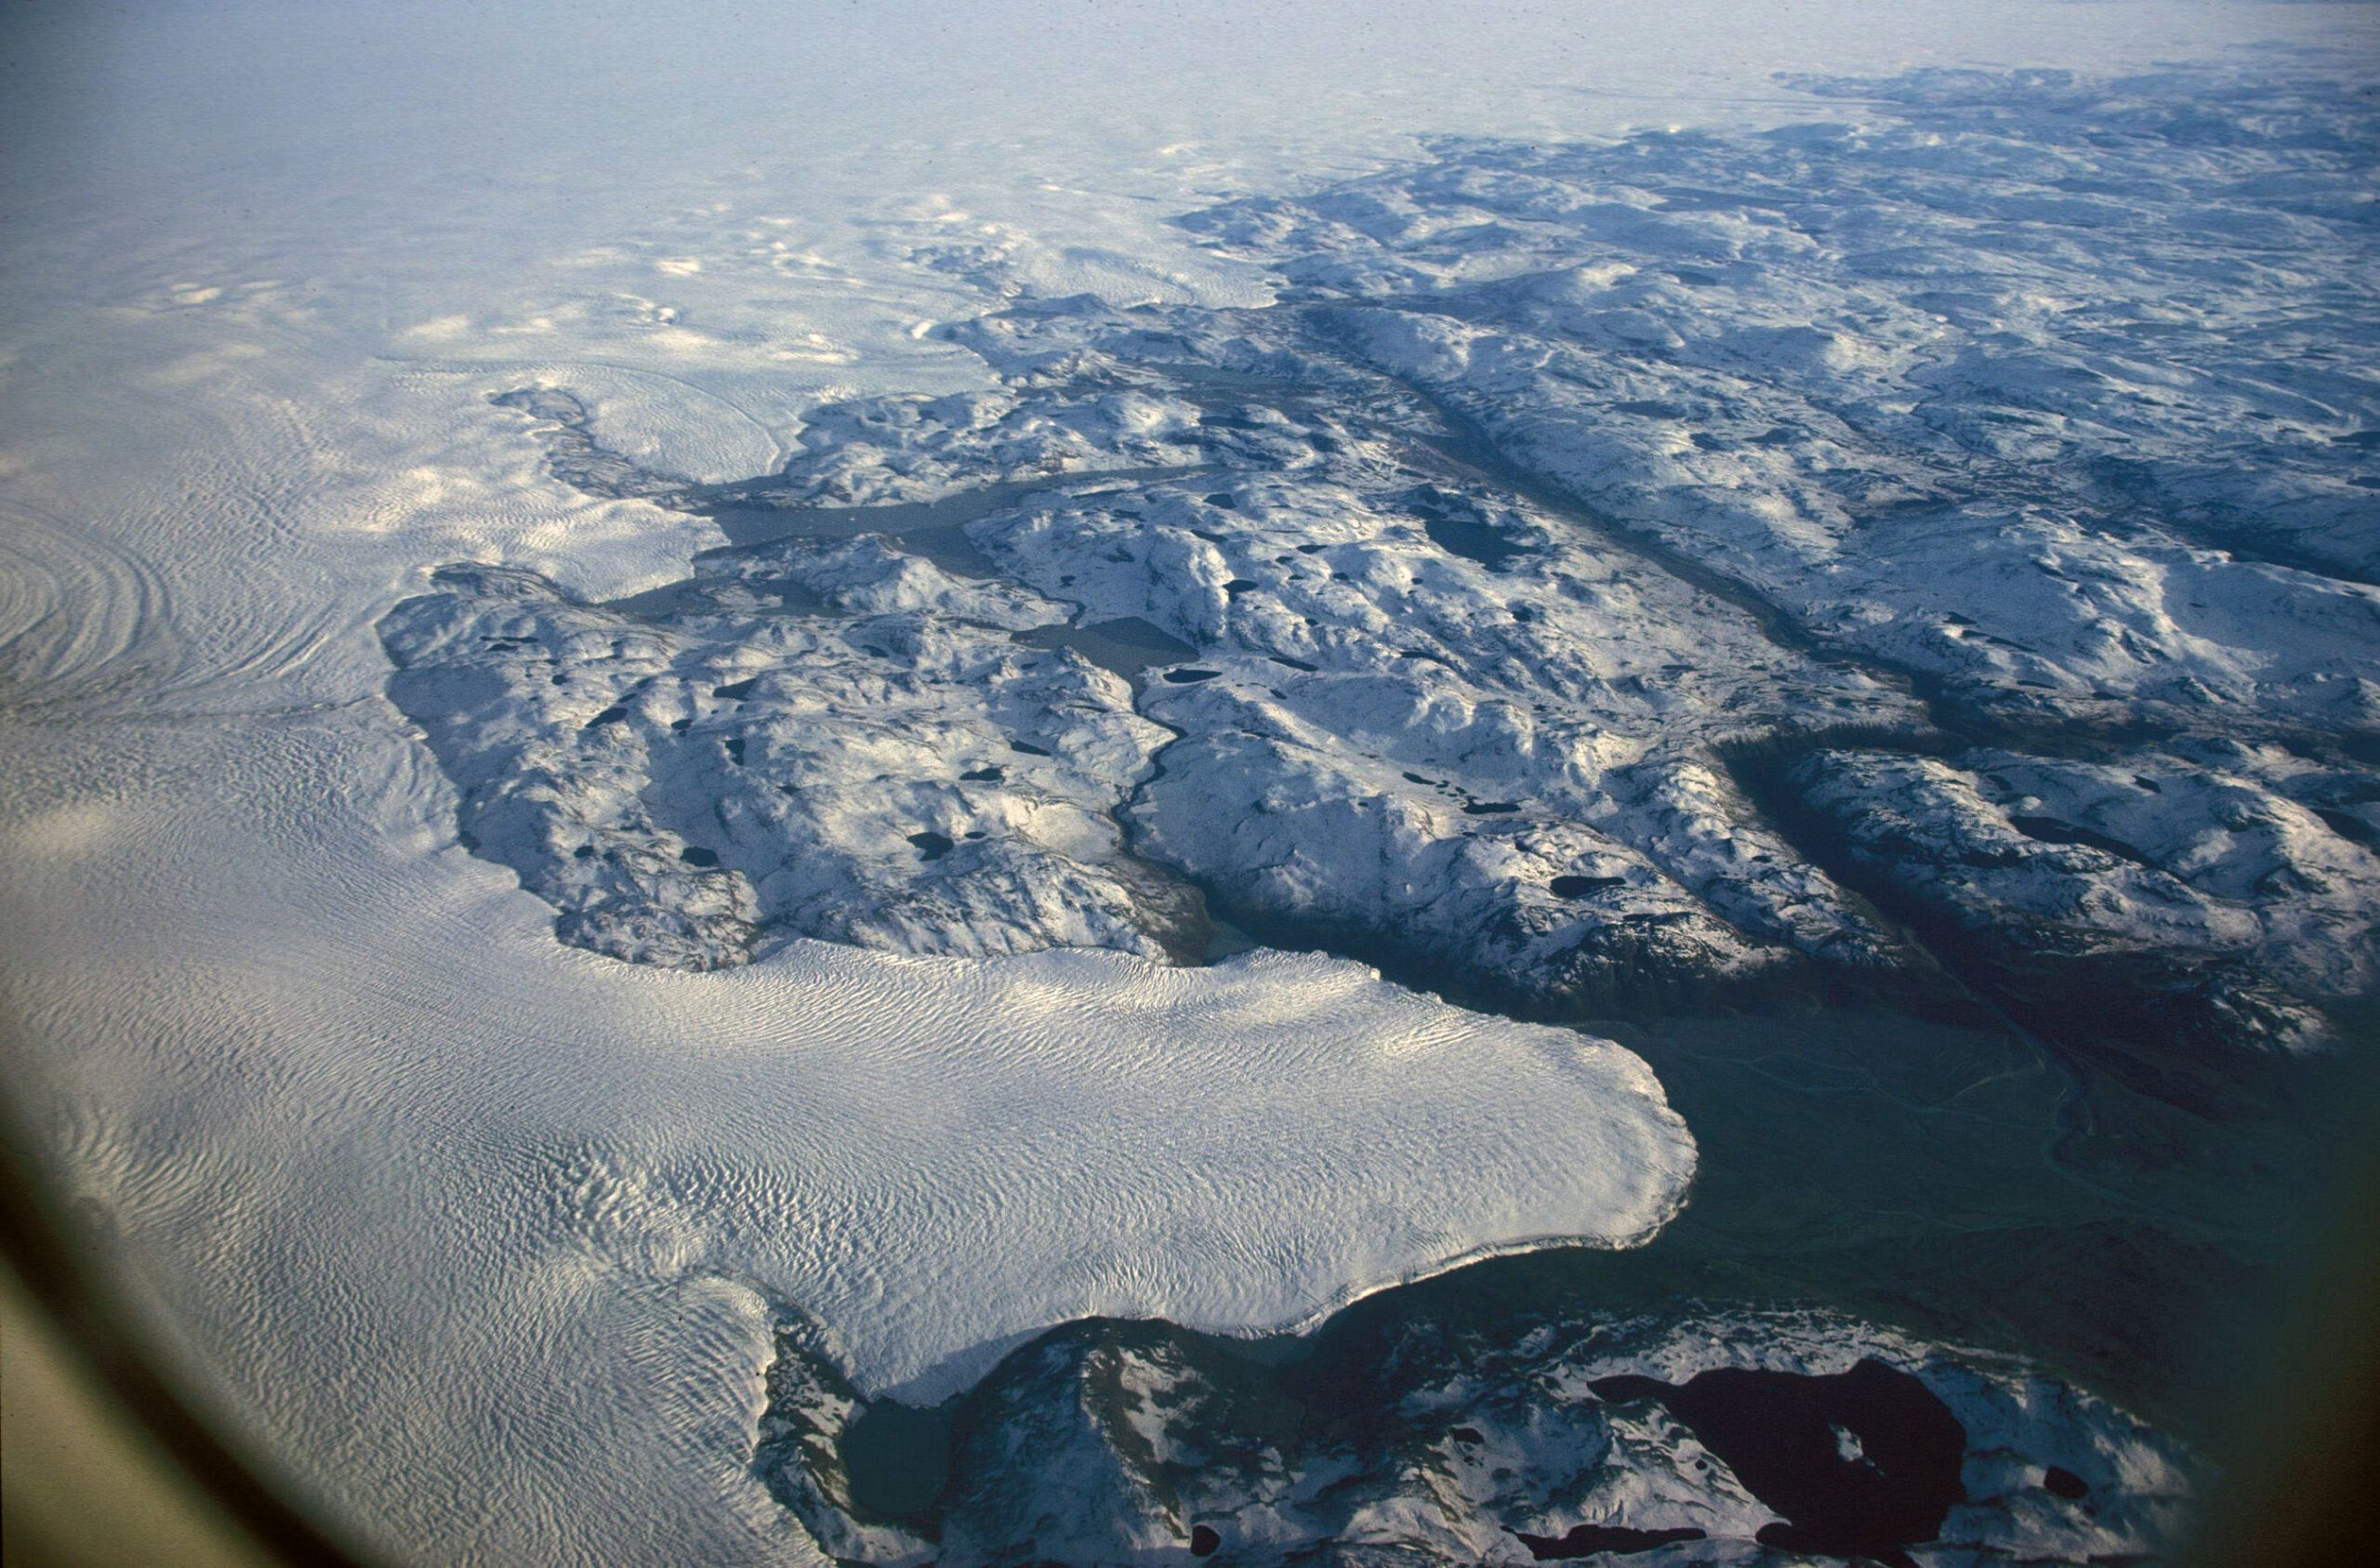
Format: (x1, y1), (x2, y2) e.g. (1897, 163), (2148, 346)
(751, 1310), (937, 1568)
(1778, 742), (2380, 1076)
(381, 548), (1188, 968)
(390, 69), (2380, 1068)
(1585, 1362), (1964, 1568)
(487, 386), (694, 504)
(385, 428), (1924, 1012)
(749, 1307), (2193, 1568)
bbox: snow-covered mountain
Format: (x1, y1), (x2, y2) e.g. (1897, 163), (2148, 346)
(388, 69), (2379, 1086)
(755, 1305), (2192, 1568)
(8, 13), (2375, 1559)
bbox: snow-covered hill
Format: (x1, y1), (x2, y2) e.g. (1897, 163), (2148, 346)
(389, 69), (2380, 1075)
(8, 13), (2376, 1560)
(757, 1306), (2193, 1568)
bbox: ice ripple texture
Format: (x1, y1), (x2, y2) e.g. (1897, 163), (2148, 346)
(0, 693), (1689, 1563)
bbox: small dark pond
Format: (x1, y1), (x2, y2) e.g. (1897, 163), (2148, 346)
(1589, 1360), (1964, 1568)
(1013, 617), (1199, 685)
(1511, 1522), (1707, 1560)
(1417, 506), (1527, 572)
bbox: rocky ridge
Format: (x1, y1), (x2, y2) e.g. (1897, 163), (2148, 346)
(383, 68), (2380, 1062)
(751, 1305), (2193, 1568)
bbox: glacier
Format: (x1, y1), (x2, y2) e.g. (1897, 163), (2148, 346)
(4, 5), (2377, 1563)
(356, 60), (2380, 1566)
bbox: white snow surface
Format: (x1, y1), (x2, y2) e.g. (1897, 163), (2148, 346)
(0, 344), (1697, 1566)
(4, 6), (2378, 1566)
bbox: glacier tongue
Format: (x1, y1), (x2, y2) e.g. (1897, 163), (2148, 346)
(12, 16), (2380, 1564)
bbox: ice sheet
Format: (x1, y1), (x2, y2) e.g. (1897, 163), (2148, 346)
(0, 155), (1699, 1568)
(4, 5), (2373, 1565)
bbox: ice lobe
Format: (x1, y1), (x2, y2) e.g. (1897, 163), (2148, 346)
(753, 1309), (2192, 1568)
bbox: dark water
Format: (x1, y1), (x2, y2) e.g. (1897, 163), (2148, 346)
(838, 999), (2378, 1521)
(1513, 1522), (1707, 1560)
(1302, 1005), (2377, 1441)
(787, 393), (2380, 1533)
(697, 465), (1209, 580)
(1408, 483), (1530, 572)
(840, 1398), (959, 1519)
(1587, 1360), (1965, 1568)
(1012, 615), (1197, 687)
(602, 573), (833, 623)
(541, 357), (2380, 1545)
